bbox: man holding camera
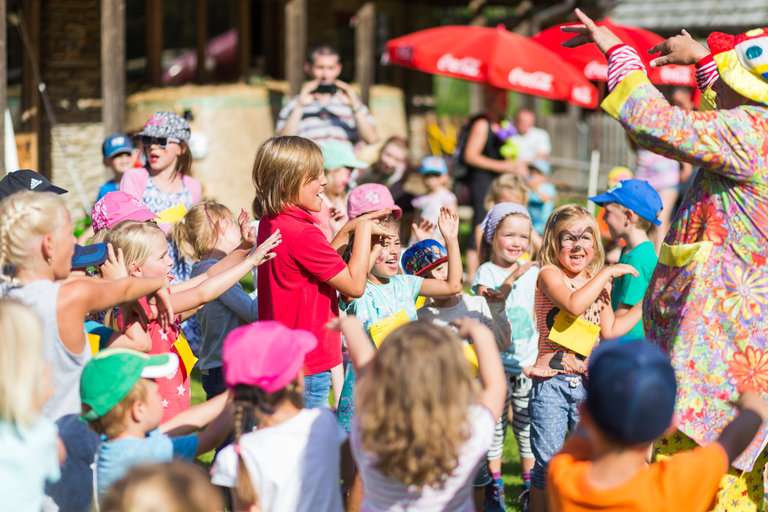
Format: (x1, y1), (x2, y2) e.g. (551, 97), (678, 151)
(276, 44), (378, 146)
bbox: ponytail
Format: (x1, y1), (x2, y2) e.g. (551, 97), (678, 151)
(171, 202), (232, 261)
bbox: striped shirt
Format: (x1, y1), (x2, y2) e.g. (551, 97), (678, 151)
(606, 44), (646, 92)
(276, 95), (375, 145)
(528, 265), (611, 377)
(695, 54), (719, 92)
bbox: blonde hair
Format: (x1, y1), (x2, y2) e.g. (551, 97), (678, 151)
(357, 322), (479, 488)
(609, 201), (654, 232)
(101, 461), (223, 512)
(105, 220), (165, 272)
(231, 380), (304, 506)
(83, 378), (150, 439)
(479, 211), (532, 264)
(539, 204), (604, 275)
(0, 191), (68, 276)
(171, 201), (233, 261)
(252, 136), (324, 218)
(484, 174), (529, 212)
(0, 299), (47, 426)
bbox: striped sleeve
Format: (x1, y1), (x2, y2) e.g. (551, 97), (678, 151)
(606, 44), (646, 92)
(695, 54), (719, 92)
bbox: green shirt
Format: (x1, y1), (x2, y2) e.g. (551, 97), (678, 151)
(612, 240), (657, 339)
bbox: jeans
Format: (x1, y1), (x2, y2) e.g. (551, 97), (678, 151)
(529, 373), (585, 490)
(200, 366), (227, 401)
(303, 370), (332, 408)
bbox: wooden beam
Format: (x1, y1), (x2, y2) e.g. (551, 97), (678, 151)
(0, 0), (6, 170)
(236, 0), (251, 80)
(101, 0), (126, 136)
(354, 2), (375, 106)
(196, 0), (207, 83)
(21, 0), (40, 151)
(284, 0), (306, 96)
(146, 0), (162, 86)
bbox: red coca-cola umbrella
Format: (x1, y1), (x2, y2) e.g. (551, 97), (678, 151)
(384, 25), (598, 108)
(531, 19), (695, 86)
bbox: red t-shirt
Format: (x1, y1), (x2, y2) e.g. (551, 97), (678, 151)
(257, 207), (347, 374)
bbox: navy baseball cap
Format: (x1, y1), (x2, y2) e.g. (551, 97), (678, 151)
(102, 134), (134, 159)
(586, 339), (677, 444)
(401, 239), (448, 276)
(589, 179), (662, 226)
(0, 170), (68, 200)
(71, 243), (109, 269)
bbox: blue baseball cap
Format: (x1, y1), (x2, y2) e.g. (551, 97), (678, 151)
(401, 239), (448, 276)
(102, 134), (134, 159)
(71, 243), (109, 269)
(589, 179), (662, 226)
(419, 156), (448, 175)
(586, 339), (676, 444)
(529, 159), (551, 175)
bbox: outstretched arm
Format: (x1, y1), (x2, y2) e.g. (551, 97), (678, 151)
(538, 264), (637, 317)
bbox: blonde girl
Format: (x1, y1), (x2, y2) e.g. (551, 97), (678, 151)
(471, 202), (540, 504)
(0, 299), (63, 512)
(172, 201), (259, 400)
(528, 204), (642, 512)
(252, 135), (391, 409)
(107, 218), (280, 421)
(0, 191), (172, 511)
(340, 317), (506, 510)
(211, 321), (348, 512)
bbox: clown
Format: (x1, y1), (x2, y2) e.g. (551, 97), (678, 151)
(557, 11), (768, 512)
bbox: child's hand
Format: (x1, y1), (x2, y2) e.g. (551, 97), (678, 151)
(411, 218), (437, 242)
(733, 390), (768, 421)
(481, 288), (507, 303)
(100, 243), (128, 280)
(369, 220), (396, 238)
(146, 288), (174, 331)
(238, 208), (256, 247)
(507, 261), (536, 283)
(451, 317), (490, 339)
(437, 207), (459, 241)
(329, 206), (349, 236)
(248, 229), (281, 267)
(605, 263), (639, 279)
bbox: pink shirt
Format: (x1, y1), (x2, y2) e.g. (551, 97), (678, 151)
(257, 207), (347, 375)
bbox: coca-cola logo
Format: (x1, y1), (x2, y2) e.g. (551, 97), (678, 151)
(584, 60), (608, 80)
(571, 85), (594, 106)
(394, 46), (414, 63)
(436, 54), (483, 78)
(507, 67), (554, 92)
(659, 66), (694, 85)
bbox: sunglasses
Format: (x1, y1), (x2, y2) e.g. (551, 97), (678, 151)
(138, 136), (179, 149)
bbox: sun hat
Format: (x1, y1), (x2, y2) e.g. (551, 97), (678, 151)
(135, 111), (191, 144)
(347, 183), (403, 220)
(71, 243), (109, 269)
(322, 141), (368, 170)
(80, 348), (178, 421)
(222, 321), (318, 393)
(607, 166), (633, 186)
(419, 156), (448, 175)
(586, 339), (677, 444)
(0, 169), (67, 200)
(480, 202), (531, 244)
(401, 239), (448, 276)
(708, 28), (768, 105)
(589, 179), (662, 226)
(102, 134), (134, 159)
(91, 191), (159, 232)
(528, 159), (551, 175)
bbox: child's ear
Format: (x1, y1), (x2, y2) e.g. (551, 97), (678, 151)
(624, 208), (636, 226)
(131, 399), (145, 423)
(128, 262), (142, 277)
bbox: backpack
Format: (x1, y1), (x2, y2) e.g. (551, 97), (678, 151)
(450, 114), (490, 182)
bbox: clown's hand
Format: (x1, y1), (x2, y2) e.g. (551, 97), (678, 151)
(649, 29), (709, 67)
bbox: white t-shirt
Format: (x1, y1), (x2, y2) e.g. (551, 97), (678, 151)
(351, 404), (495, 511)
(512, 126), (551, 162)
(212, 408), (346, 512)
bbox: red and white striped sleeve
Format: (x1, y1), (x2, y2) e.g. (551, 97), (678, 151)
(606, 44), (646, 92)
(695, 54), (719, 92)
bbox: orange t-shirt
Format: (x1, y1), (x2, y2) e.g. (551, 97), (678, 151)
(548, 437), (728, 512)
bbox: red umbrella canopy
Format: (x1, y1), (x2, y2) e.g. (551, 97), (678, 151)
(385, 25), (598, 108)
(531, 18), (696, 86)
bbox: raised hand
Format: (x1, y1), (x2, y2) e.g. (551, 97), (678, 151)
(481, 287), (507, 303)
(648, 29), (709, 67)
(146, 287), (174, 331)
(100, 243), (128, 280)
(248, 229), (281, 267)
(605, 263), (639, 279)
(237, 208), (256, 247)
(437, 207), (460, 241)
(561, 8), (623, 55)
(411, 218), (437, 242)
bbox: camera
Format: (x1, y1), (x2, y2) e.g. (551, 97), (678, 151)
(313, 83), (338, 95)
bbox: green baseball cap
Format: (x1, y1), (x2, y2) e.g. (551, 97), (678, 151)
(80, 348), (178, 421)
(321, 140), (368, 170)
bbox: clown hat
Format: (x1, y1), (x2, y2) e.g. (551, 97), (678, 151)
(708, 28), (768, 104)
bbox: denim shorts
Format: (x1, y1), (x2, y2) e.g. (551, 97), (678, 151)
(528, 373), (585, 490)
(303, 370), (332, 408)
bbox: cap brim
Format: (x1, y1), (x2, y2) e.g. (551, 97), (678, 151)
(588, 192), (615, 205)
(391, 205), (403, 220)
(104, 148), (133, 159)
(45, 184), (68, 195)
(414, 256), (448, 276)
(141, 353), (179, 379)
(122, 210), (161, 224)
(71, 243), (109, 269)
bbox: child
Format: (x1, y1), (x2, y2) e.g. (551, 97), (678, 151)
(0, 299), (63, 512)
(589, 179), (662, 340)
(80, 348), (232, 500)
(91, 191), (159, 234)
(172, 201), (259, 400)
(411, 156), (458, 242)
(98, 134), (137, 202)
(211, 321), (347, 511)
(340, 317), (506, 510)
(548, 339), (768, 512)
(252, 135), (390, 409)
(527, 159), (556, 235)
(472, 202), (540, 510)
(107, 219), (280, 421)
(528, 204), (643, 512)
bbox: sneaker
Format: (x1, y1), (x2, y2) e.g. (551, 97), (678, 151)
(483, 479), (506, 512)
(517, 488), (530, 512)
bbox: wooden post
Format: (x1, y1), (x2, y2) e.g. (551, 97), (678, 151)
(146, 0), (163, 86)
(0, 0), (6, 170)
(236, 0), (251, 80)
(468, 0), (486, 114)
(101, 0), (125, 136)
(354, 2), (375, 106)
(196, 0), (207, 83)
(284, 0), (306, 96)
(21, 0), (40, 166)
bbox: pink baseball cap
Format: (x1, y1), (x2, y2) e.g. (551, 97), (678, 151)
(346, 183), (402, 220)
(222, 321), (318, 393)
(91, 191), (159, 232)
